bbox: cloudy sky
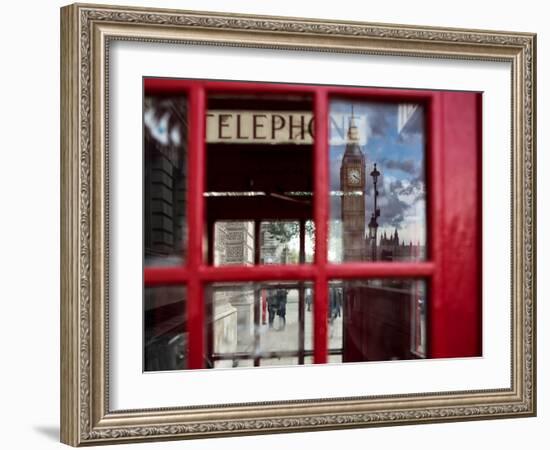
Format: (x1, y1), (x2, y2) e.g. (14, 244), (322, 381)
(329, 99), (427, 254)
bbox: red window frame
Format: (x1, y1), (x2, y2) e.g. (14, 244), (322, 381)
(143, 78), (482, 369)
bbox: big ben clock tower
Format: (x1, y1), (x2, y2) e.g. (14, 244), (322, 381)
(340, 113), (366, 262)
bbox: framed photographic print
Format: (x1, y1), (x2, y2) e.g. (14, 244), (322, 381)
(60, 3), (536, 446)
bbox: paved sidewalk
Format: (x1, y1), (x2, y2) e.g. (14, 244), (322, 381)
(236, 291), (343, 367)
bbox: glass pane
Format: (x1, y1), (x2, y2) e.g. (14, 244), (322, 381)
(207, 281), (313, 368)
(305, 285), (343, 353)
(260, 221), (314, 264)
(304, 285), (342, 360)
(328, 285), (344, 352)
(332, 279), (427, 362)
(143, 94), (188, 266)
(205, 94), (314, 264)
(328, 100), (426, 263)
(213, 221), (255, 266)
(211, 220), (314, 266)
(260, 286), (298, 351)
(144, 286), (187, 371)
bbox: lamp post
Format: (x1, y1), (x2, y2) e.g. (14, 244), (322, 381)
(368, 214), (377, 261)
(369, 163), (381, 261)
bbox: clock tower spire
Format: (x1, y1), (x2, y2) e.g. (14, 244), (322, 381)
(340, 107), (366, 261)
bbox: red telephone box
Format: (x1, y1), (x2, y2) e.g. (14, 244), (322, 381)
(143, 78), (482, 370)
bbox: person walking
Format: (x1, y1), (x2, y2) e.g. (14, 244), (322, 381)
(305, 288), (312, 312)
(329, 287), (336, 324)
(276, 288), (288, 330)
(335, 287), (343, 318)
(267, 289), (278, 328)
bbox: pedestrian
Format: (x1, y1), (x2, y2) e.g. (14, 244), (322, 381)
(267, 289), (278, 328)
(276, 288), (288, 330)
(305, 288), (312, 311)
(329, 287), (336, 323)
(335, 288), (342, 318)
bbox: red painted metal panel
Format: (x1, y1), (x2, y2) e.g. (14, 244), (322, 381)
(326, 262), (435, 279)
(427, 92), (444, 358)
(144, 77), (436, 101)
(429, 92), (482, 358)
(145, 262), (434, 285)
(144, 77), (318, 95)
(313, 89), (329, 364)
(187, 86), (207, 369)
(199, 264), (316, 282)
(326, 88), (431, 103)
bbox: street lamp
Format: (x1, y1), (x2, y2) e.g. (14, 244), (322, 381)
(369, 163), (381, 261)
(368, 214), (378, 261)
(370, 163), (380, 185)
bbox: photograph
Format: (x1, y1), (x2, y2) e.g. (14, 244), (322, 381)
(143, 79), (481, 372)
(55, 1), (537, 447)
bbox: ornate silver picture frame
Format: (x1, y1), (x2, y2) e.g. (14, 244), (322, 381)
(60, 2), (536, 446)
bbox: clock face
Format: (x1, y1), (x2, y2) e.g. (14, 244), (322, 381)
(347, 168), (361, 185)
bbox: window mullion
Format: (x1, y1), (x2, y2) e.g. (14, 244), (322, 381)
(187, 85), (206, 369)
(326, 262), (435, 279)
(313, 89), (329, 364)
(428, 92), (444, 359)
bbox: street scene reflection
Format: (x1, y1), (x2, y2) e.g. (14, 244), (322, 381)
(143, 92), (429, 371)
(208, 282), (315, 368)
(144, 286), (187, 371)
(337, 279), (427, 361)
(329, 100), (426, 263)
(143, 94), (188, 267)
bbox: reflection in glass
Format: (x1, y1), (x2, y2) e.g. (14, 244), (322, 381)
(143, 94), (188, 266)
(211, 220), (315, 268)
(143, 286), (187, 371)
(334, 279), (427, 362)
(303, 286), (341, 363)
(328, 100), (426, 263)
(260, 221), (314, 265)
(211, 220), (315, 267)
(214, 221), (255, 266)
(207, 281), (313, 368)
(143, 279), (427, 371)
(205, 94), (314, 265)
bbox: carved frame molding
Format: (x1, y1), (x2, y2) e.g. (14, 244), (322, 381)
(60, 3), (536, 446)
